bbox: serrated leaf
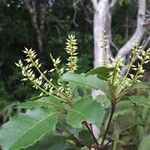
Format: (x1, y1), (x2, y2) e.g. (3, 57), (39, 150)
(87, 67), (114, 80)
(66, 99), (105, 128)
(62, 72), (107, 92)
(19, 101), (56, 109)
(18, 96), (69, 110)
(138, 135), (150, 150)
(130, 96), (150, 108)
(0, 110), (58, 150)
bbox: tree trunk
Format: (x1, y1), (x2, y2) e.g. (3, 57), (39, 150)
(24, 0), (45, 53)
(91, 0), (147, 95)
(116, 0), (146, 59)
(93, 0), (111, 68)
(36, 30), (44, 53)
(92, 0), (146, 67)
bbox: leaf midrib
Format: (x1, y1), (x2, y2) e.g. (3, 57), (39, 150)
(71, 109), (89, 120)
(70, 102), (95, 122)
(10, 112), (57, 149)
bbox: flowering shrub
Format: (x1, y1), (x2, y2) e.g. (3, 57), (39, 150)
(0, 35), (150, 150)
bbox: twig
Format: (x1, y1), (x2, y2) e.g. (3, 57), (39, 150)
(101, 102), (116, 145)
(83, 121), (99, 148)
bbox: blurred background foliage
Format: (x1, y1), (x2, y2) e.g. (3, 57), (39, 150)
(0, 0), (149, 118)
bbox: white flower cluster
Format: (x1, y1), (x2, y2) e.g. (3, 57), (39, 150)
(15, 35), (78, 104)
(15, 48), (55, 96)
(131, 47), (150, 82)
(49, 53), (67, 96)
(65, 35), (78, 72)
(108, 45), (150, 99)
(109, 58), (124, 86)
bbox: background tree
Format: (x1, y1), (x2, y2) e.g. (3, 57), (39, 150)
(91, 0), (150, 68)
(71, 0), (150, 72)
(23, 0), (54, 53)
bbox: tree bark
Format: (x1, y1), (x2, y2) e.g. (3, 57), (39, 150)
(92, 0), (112, 68)
(116, 0), (146, 59)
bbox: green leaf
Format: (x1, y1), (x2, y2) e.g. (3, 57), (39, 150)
(95, 95), (111, 108)
(78, 130), (93, 147)
(113, 101), (137, 132)
(27, 134), (77, 150)
(19, 101), (56, 110)
(18, 96), (69, 110)
(113, 109), (136, 132)
(116, 99), (132, 111)
(129, 96), (150, 108)
(0, 109), (58, 150)
(132, 82), (150, 89)
(138, 135), (150, 150)
(56, 114), (79, 136)
(87, 66), (114, 80)
(62, 72), (107, 92)
(66, 99), (105, 128)
(118, 0), (131, 5)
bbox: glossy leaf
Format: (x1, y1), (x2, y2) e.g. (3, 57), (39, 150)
(87, 66), (114, 80)
(130, 96), (150, 108)
(0, 109), (58, 150)
(62, 72), (107, 92)
(66, 99), (105, 128)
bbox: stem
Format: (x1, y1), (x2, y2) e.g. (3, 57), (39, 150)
(26, 73), (50, 95)
(29, 56), (72, 105)
(123, 53), (136, 79)
(101, 102), (116, 145)
(30, 57), (57, 90)
(104, 138), (113, 147)
(83, 121), (99, 148)
(112, 130), (120, 150)
(26, 73), (68, 103)
(119, 57), (145, 99)
(49, 54), (73, 105)
(54, 63), (72, 100)
(50, 54), (63, 80)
